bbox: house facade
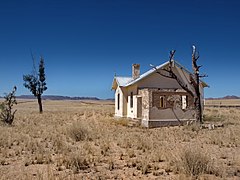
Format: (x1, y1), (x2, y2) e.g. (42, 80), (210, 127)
(111, 60), (208, 127)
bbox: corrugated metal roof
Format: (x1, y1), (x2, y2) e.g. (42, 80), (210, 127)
(115, 77), (133, 86)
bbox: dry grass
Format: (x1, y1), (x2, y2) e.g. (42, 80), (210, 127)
(0, 100), (239, 179)
(177, 146), (214, 177)
(205, 99), (240, 107)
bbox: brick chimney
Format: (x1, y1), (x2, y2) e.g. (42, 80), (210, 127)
(132, 64), (140, 79)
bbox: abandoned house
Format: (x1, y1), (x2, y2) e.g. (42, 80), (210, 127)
(111, 60), (208, 127)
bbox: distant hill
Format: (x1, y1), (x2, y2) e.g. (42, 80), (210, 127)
(16, 95), (100, 101)
(206, 95), (240, 100)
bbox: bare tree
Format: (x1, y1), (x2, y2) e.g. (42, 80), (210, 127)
(191, 46), (203, 123)
(153, 46), (206, 123)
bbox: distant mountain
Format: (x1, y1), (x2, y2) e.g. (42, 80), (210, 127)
(16, 95), (100, 101)
(206, 95), (240, 100)
(222, 95), (240, 99)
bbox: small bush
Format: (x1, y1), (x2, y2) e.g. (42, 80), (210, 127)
(0, 86), (17, 125)
(68, 121), (93, 141)
(136, 157), (151, 174)
(179, 147), (214, 177)
(63, 153), (89, 173)
(127, 149), (136, 158)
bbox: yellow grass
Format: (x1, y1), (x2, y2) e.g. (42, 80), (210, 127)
(0, 100), (240, 179)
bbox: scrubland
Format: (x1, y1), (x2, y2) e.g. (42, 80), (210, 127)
(0, 100), (240, 179)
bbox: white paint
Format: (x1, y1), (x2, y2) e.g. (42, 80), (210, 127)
(114, 86), (127, 117)
(182, 95), (187, 109)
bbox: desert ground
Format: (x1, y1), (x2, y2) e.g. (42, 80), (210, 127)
(0, 99), (240, 179)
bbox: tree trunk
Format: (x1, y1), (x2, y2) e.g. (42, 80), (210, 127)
(195, 75), (203, 123)
(194, 92), (203, 123)
(192, 47), (203, 124)
(37, 94), (43, 113)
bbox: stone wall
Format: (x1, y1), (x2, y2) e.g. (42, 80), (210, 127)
(139, 89), (150, 121)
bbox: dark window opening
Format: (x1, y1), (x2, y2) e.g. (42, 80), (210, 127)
(186, 95), (188, 107)
(117, 93), (120, 110)
(130, 92), (133, 108)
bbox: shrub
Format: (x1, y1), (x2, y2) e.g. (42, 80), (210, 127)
(138, 160), (151, 174)
(68, 121), (93, 141)
(64, 153), (89, 173)
(179, 147), (213, 177)
(0, 86), (17, 125)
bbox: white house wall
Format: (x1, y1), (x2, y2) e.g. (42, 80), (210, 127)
(126, 85), (138, 118)
(115, 86), (128, 117)
(127, 95), (138, 118)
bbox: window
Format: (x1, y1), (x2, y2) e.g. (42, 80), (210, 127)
(117, 93), (120, 110)
(130, 92), (133, 108)
(160, 96), (164, 108)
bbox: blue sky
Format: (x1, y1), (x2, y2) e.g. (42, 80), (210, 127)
(0, 0), (239, 99)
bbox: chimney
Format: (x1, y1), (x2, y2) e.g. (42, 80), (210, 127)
(132, 64), (140, 79)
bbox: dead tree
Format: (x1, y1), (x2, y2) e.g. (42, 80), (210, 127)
(153, 46), (205, 123)
(191, 46), (203, 123)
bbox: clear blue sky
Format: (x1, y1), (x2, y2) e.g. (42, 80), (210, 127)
(0, 0), (239, 99)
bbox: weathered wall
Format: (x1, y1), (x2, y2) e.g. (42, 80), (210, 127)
(145, 88), (196, 121)
(139, 88), (194, 121)
(151, 90), (194, 109)
(149, 107), (195, 120)
(139, 89), (150, 121)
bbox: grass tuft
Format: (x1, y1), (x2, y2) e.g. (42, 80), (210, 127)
(179, 147), (214, 177)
